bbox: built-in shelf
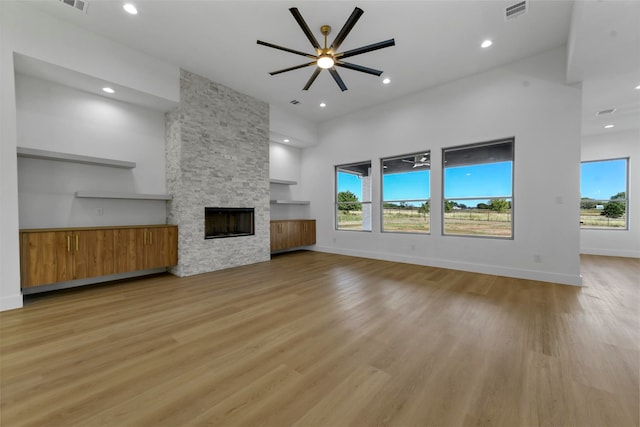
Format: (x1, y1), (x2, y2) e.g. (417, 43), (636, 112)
(17, 147), (136, 169)
(270, 199), (310, 205)
(269, 179), (297, 185)
(75, 191), (172, 200)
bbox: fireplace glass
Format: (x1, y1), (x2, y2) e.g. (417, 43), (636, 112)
(205, 207), (255, 239)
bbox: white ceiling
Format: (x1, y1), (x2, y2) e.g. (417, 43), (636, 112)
(21, 0), (640, 137)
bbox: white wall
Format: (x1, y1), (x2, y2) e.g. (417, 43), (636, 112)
(301, 47), (583, 285)
(269, 104), (318, 148)
(581, 129), (640, 257)
(0, 1), (179, 311)
(16, 74), (168, 228)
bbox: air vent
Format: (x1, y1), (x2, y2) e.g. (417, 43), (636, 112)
(289, 100), (300, 105)
(505, 1), (527, 20)
(595, 108), (616, 116)
(58, 0), (89, 13)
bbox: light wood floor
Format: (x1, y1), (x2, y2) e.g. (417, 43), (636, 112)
(1, 252), (638, 426)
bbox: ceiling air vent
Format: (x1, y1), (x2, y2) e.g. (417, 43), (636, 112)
(505, 1), (527, 20)
(595, 108), (616, 116)
(58, 0), (89, 13)
(290, 100), (300, 105)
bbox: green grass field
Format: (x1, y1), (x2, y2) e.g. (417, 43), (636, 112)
(580, 209), (626, 228)
(337, 209), (513, 236)
(338, 208), (626, 234)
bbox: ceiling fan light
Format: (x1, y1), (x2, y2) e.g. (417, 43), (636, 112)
(317, 55), (335, 69)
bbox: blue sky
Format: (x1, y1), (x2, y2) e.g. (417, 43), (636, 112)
(338, 161), (512, 205)
(338, 158), (626, 206)
(581, 158), (627, 200)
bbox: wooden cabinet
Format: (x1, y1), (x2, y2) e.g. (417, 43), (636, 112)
(20, 225), (178, 288)
(20, 230), (109, 287)
(141, 226), (178, 270)
(270, 220), (316, 252)
(85, 229), (116, 278)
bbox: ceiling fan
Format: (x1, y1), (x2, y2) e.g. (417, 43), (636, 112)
(257, 7), (395, 91)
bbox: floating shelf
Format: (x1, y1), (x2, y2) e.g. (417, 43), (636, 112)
(75, 191), (172, 200)
(17, 147), (136, 169)
(270, 200), (310, 205)
(270, 179), (297, 185)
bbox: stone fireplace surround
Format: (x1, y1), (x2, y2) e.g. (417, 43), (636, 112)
(165, 70), (270, 277)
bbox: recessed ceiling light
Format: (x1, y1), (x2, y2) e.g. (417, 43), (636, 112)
(283, 139), (290, 143)
(604, 124), (615, 129)
(319, 102), (326, 108)
(123, 3), (138, 15)
(102, 87), (115, 94)
(595, 108), (616, 116)
(635, 84), (640, 90)
(481, 39), (493, 48)
(382, 78), (391, 85)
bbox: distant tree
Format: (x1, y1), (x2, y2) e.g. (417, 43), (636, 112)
(399, 201), (408, 209)
(444, 201), (455, 213)
(337, 191), (360, 213)
(418, 201), (430, 218)
(581, 198), (597, 209)
(476, 203), (489, 210)
(489, 199), (510, 213)
(611, 191), (626, 200)
(602, 201), (625, 218)
(383, 202), (399, 209)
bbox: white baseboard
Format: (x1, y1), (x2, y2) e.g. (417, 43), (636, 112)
(1, 294), (24, 312)
(312, 245), (583, 286)
(580, 248), (640, 258)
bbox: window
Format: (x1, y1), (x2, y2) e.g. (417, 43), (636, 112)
(580, 158), (628, 229)
(336, 161), (372, 231)
(443, 139), (514, 238)
(381, 152), (430, 233)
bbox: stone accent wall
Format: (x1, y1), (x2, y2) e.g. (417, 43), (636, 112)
(165, 70), (270, 276)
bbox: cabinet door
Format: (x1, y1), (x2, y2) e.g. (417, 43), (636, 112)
(21, 232), (59, 287)
(301, 220), (316, 246)
(114, 228), (145, 273)
(286, 221), (302, 248)
(143, 226), (178, 269)
(270, 222), (279, 251)
(20, 231), (82, 287)
(84, 229), (115, 278)
(270, 222), (288, 251)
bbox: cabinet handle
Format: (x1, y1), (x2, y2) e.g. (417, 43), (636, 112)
(75, 234), (79, 251)
(144, 231), (147, 245)
(149, 231), (153, 245)
(67, 235), (71, 252)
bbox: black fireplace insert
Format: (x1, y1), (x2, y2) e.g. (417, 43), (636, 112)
(204, 207), (254, 239)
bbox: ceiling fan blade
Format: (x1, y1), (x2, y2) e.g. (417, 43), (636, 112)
(270, 62), (317, 76)
(330, 7), (364, 51)
(336, 61), (383, 76)
(303, 67), (322, 91)
(329, 68), (348, 92)
(289, 8), (321, 50)
(257, 40), (316, 59)
(337, 39), (396, 60)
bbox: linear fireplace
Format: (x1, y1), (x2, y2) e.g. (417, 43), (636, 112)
(205, 207), (255, 239)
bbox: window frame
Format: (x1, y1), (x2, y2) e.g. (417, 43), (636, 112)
(580, 157), (629, 231)
(335, 161), (373, 232)
(380, 151), (431, 235)
(441, 138), (515, 240)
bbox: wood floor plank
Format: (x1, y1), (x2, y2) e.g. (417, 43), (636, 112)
(1, 251), (638, 426)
